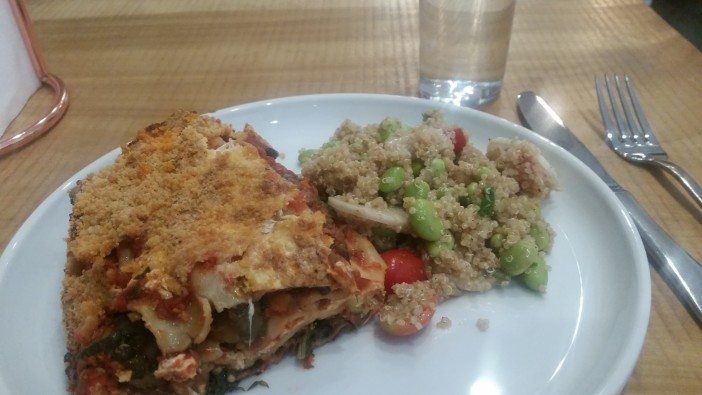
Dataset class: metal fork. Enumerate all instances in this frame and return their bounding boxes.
[595,74,702,208]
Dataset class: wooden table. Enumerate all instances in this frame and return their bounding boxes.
[3,0,701,392]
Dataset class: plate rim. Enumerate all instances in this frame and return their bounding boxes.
[0,93,650,395]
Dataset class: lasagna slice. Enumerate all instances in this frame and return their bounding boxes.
[62,111,385,394]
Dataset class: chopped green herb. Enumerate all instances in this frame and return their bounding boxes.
[457,195,472,207]
[478,187,495,216]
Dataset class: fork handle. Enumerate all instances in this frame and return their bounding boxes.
[616,190,702,325]
[650,158,702,209]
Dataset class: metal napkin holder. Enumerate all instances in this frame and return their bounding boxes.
[0,0,68,157]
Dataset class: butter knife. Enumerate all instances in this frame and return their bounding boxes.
[516,91,702,325]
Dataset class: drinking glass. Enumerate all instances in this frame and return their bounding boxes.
[419,0,516,107]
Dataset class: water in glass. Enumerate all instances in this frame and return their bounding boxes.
[419,0,515,107]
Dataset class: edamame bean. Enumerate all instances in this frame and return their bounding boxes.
[427,232,455,257]
[521,258,548,292]
[411,159,424,177]
[379,166,405,193]
[430,158,447,177]
[378,117,401,142]
[489,233,504,249]
[530,225,550,251]
[298,148,317,164]
[404,179,430,199]
[499,239,538,275]
[466,182,479,196]
[409,198,444,241]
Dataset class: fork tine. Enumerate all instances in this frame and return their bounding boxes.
[624,75,660,146]
[604,74,631,141]
[614,75,641,142]
[595,76,618,146]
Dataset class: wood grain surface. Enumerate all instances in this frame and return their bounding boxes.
[2,0,701,393]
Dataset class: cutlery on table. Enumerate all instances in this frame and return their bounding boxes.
[516,91,702,325]
[595,74,702,208]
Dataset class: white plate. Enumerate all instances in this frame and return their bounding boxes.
[0,94,650,395]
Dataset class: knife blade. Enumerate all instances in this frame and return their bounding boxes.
[517,91,702,325]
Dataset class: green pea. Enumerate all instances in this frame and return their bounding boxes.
[409,198,444,241]
[530,225,550,251]
[379,166,405,193]
[430,158,447,177]
[521,258,548,292]
[404,179,430,199]
[411,159,424,177]
[298,148,317,164]
[474,164,492,180]
[322,140,340,149]
[378,117,401,142]
[427,232,455,257]
[499,239,538,276]
[478,186,495,216]
[489,233,504,249]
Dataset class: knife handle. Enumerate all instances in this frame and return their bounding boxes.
[616,190,702,324]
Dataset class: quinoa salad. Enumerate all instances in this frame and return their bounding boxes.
[300,110,558,335]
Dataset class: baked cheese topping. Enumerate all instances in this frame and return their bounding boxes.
[61,111,386,394]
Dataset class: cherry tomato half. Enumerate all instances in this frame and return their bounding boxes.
[379,295,438,336]
[381,248,427,294]
[452,127,467,155]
